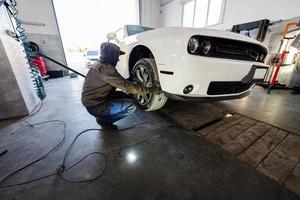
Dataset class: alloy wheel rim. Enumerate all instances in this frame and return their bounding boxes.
[132,65,152,105]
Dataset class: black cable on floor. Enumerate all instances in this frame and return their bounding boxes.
[0,100,44,139]
[0,120,67,188]
[23,100,44,121]
[57,128,107,184]
[0,120,153,188]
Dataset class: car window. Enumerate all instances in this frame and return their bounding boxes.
[126,25,154,36]
[86,51,98,56]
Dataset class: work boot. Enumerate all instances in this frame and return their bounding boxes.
[96,117,118,130]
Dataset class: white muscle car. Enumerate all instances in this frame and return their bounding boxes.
[107,25,269,111]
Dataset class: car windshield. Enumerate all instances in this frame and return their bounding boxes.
[86,51,98,56]
[126,25,154,36]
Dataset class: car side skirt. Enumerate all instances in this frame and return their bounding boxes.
[165,91,250,102]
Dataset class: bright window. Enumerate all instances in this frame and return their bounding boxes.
[194,0,209,28]
[182,0,225,28]
[207,0,223,26]
[182,1,195,27]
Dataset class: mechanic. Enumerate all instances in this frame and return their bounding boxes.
[81,42,151,130]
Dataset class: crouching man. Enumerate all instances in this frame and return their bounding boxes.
[81,42,149,130]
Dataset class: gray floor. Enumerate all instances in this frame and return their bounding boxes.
[220,86,300,134]
[0,78,299,200]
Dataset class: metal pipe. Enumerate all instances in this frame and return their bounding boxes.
[39,53,86,78]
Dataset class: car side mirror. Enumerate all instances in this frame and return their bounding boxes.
[106,32,120,43]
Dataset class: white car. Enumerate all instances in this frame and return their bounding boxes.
[84,50,99,68]
[107,25,269,111]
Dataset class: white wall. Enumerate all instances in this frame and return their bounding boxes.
[210,0,300,30]
[140,0,161,27]
[16,0,60,35]
[161,0,300,29]
[0,6,39,119]
[16,0,67,73]
[161,0,183,27]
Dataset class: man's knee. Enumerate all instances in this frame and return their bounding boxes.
[121,99,137,113]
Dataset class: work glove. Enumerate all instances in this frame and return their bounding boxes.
[149,86,162,94]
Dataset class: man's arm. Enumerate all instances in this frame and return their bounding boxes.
[102,65,149,95]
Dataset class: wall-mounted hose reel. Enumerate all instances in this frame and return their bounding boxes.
[2,0,46,100]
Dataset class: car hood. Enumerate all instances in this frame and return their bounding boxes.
[136,27,267,49]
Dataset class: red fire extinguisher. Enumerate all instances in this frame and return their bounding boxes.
[32,56,49,78]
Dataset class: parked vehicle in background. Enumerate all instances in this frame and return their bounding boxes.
[84,50,99,68]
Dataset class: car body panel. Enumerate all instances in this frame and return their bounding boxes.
[114,26,269,100]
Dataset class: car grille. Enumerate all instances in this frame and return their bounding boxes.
[188,35,267,63]
[207,81,254,95]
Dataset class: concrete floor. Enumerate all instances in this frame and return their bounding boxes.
[160,99,300,195]
[0,77,299,200]
[220,86,300,134]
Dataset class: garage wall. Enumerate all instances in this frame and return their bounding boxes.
[160,0,300,29]
[209,0,300,30]
[263,17,300,87]
[16,0,68,76]
[0,6,39,119]
[140,0,161,27]
[161,0,183,27]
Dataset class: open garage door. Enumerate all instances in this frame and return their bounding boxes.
[52,0,140,75]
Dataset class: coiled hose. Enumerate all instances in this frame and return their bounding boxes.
[4,0,46,100]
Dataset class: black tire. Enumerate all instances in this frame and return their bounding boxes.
[131,58,168,111]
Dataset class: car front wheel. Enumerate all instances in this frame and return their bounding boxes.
[131,58,168,111]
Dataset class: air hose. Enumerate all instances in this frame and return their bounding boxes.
[28,41,86,78]
[3,0,46,100]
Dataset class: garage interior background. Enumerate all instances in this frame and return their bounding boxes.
[0,0,300,117]
[0,0,300,198]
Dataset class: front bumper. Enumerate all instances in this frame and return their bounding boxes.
[157,55,268,99]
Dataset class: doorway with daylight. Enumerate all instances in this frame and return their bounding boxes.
[53,0,140,74]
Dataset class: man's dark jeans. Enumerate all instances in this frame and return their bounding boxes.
[86,91,137,124]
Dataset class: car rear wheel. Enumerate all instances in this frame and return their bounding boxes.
[131,58,168,111]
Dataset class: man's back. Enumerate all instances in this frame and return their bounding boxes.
[82,61,147,108]
[81,62,115,107]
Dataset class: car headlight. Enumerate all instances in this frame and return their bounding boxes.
[259,53,266,62]
[188,37,200,54]
[188,37,214,55]
[249,50,260,61]
[201,40,212,55]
